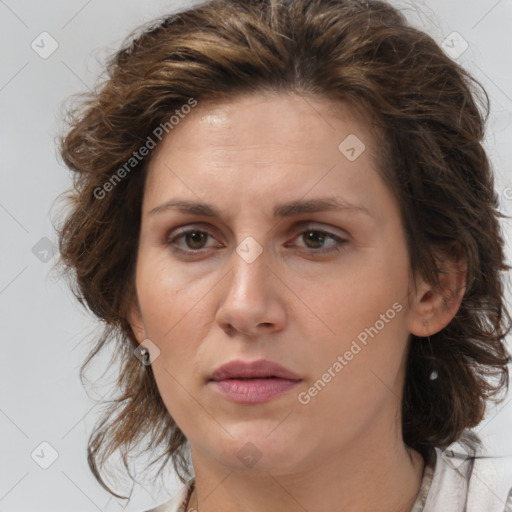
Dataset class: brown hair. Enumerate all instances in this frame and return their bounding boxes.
[56,0,511,499]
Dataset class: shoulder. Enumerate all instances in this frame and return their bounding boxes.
[143,478,195,512]
[423,445,512,512]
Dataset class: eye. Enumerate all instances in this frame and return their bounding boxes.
[288,225,348,254]
[166,224,348,256]
[167,228,219,253]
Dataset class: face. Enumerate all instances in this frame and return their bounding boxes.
[129,92,430,476]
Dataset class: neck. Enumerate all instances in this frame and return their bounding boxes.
[187,423,425,512]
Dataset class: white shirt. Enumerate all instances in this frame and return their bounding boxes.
[145,445,512,512]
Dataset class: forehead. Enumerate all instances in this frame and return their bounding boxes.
[150,92,374,160]
[143,92,387,220]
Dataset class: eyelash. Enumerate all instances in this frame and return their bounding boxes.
[166,225,348,256]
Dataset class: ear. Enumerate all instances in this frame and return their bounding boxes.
[407,252,467,337]
[127,298,147,343]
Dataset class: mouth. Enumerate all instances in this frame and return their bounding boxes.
[208,359,302,404]
[208,377,301,403]
[221,376,279,380]
[209,358,302,381]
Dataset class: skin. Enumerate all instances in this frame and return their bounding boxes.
[129,92,466,512]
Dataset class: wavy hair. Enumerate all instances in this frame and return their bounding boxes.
[56,0,511,499]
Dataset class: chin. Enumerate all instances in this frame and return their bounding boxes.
[211,425,308,474]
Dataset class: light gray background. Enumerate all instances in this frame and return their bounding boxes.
[1,1,511,511]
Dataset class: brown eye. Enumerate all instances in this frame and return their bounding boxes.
[167,228,217,253]
[183,230,209,249]
[291,227,348,254]
[167,225,348,257]
[302,230,328,249]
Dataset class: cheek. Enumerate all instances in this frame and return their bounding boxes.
[319,249,409,334]
[151,360,206,436]
[305,249,410,397]
[135,249,202,337]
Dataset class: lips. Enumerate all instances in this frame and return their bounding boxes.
[208,359,302,404]
[209,359,302,382]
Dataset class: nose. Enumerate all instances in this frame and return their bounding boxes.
[214,248,287,338]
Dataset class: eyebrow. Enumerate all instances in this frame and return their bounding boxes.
[149,197,372,218]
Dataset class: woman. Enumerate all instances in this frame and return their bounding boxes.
[57,0,512,511]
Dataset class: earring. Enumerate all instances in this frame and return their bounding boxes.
[425,335,438,380]
[141,347,150,365]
